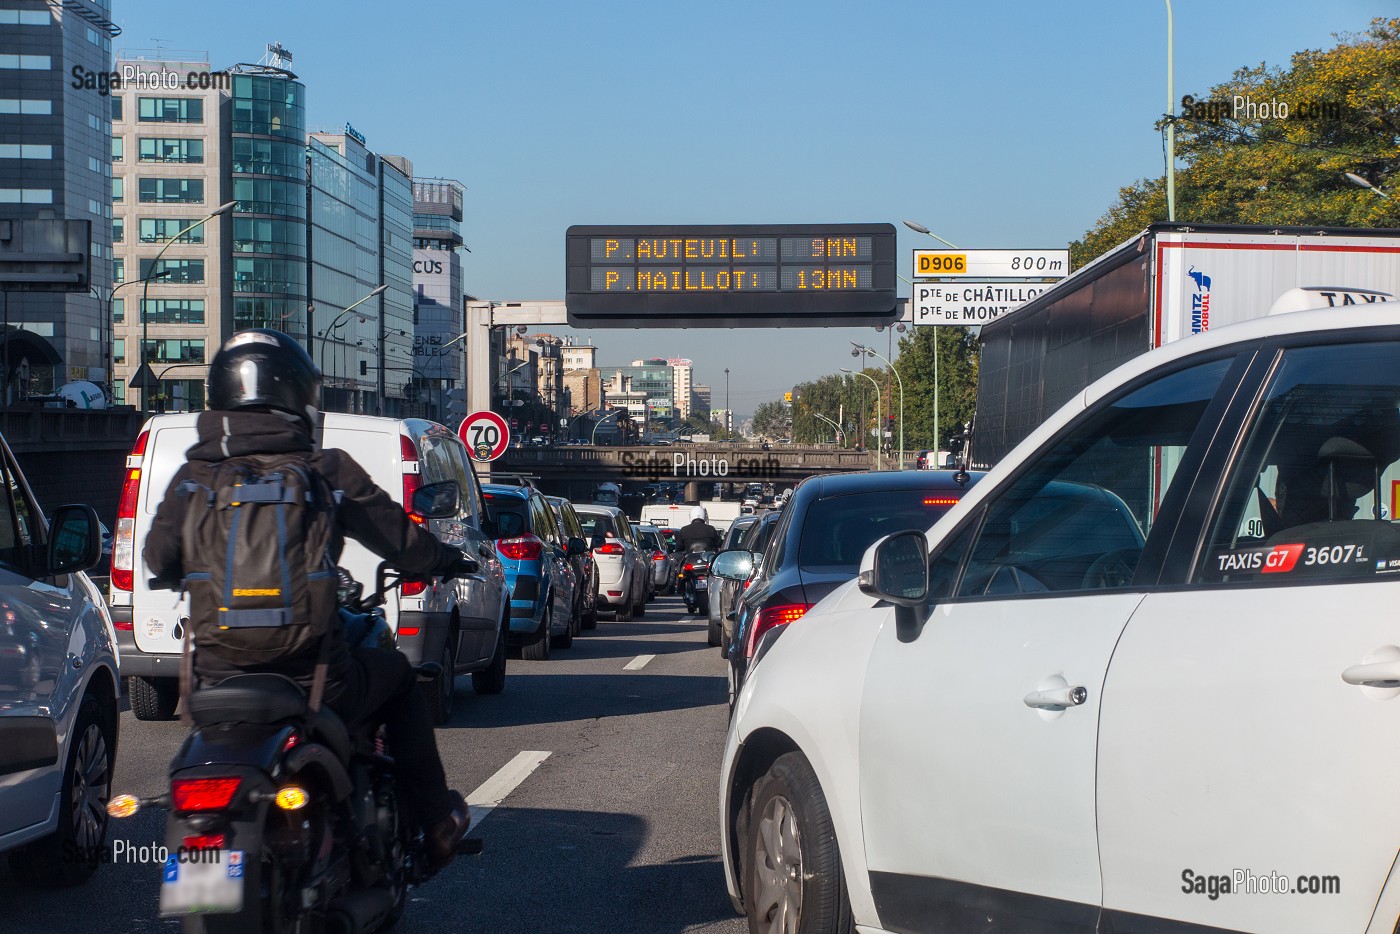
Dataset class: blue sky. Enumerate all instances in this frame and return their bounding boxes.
[112,0,1380,418]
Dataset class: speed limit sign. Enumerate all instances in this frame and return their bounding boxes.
[458,410,511,462]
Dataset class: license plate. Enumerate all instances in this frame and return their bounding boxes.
[159,850,245,915]
[695,579,708,591]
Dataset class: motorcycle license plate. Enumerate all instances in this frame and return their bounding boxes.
[695,578,708,591]
[159,850,245,915]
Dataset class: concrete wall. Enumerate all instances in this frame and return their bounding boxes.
[1,404,143,526]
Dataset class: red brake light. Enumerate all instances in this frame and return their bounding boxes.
[183,834,226,850]
[651,550,665,560]
[111,430,149,593]
[171,777,241,812]
[401,577,427,597]
[745,603,812,658]
[595,543,624,555]
[924,497,960,506]
[498,535,544,561]
[400,435,424,524]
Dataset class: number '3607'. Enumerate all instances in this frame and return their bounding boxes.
[1303,544,1365,566]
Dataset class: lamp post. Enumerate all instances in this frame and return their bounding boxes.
[902,223,964,454]
[841,367,882,469]
[724,367,730,438]
[141,201,235,412]
[591,408,621,445]
[1164,0,1176,221]
[153,361,209,413]
[813,411,842,445]
[97,271,168,405]
[852,341,904,468]
[318,284,387,412]
[1346,172,1391,199]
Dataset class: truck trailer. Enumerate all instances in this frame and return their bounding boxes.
[972,223,1400,466]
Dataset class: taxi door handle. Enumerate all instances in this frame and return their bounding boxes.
[1341,660,1400,688]
[1023,686,1087,711]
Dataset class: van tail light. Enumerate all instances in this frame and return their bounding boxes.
[400,577,427,597]
[400,434,424,524]
[594,543,624,556]
[497,535,543,561]
[110,429,149,592]
[745,603,812,659]
[171,777,241,812]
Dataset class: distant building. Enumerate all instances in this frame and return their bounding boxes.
[667,357,693,419]
[563,367,601,416]
[562,341,596,371]
[692,384,712,420]
[614,358,674,421]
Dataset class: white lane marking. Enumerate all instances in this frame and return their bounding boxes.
[624,654,656,670]
[466,750,551,826]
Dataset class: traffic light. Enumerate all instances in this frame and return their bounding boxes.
[445,388,468,419]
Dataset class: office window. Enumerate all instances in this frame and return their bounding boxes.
[113,338,124,363]
[86,26,99,45]
[0,189,52,203]
[138,137,203,163]
[112,177,123,201]
[139,299,204,324]
[137,97,202,123]
[112,218,122,243]
[140,339,204,364]
[0,144,51,159]
[137,177,203,203]
[112,298,123,322]
[89,113,102,131]
[114,258,123,282]
[0,99,51,114]
[0,54,51,69]
[0,10,52,24]
[138,218,203,244]
[139,258,205,284]
[111,137,123,161]
[113,382,124,405]
[111,97,122,121]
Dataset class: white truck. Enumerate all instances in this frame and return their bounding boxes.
[640,500,744,536]
[973,223,1400,466]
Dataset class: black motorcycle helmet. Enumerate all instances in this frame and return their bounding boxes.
[206,329,321,431]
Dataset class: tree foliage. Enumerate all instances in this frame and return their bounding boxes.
[1072,17,1400,268]
[751,401,791,439]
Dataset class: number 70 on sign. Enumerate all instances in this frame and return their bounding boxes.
[458,410,512,462]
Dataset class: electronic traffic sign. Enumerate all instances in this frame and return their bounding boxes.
[458,410,511,462]
[566,224,898,328]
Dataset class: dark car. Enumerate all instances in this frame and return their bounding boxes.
[719,469,984,702]
[546,495,600,631]
[482,484,583,660]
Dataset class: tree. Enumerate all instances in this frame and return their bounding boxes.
[1072,17,1400,269]
[893,326,978,451]
[751,401,791,439]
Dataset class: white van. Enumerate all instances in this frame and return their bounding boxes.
[109,413,510,724]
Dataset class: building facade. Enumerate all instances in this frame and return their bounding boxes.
[561,341,596,371]
[0,0,120,397]
[667,357,692,419]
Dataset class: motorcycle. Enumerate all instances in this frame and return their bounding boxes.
[678,548,713,616]
[108,563,480,934]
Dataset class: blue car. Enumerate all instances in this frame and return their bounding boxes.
[482,484,581,661]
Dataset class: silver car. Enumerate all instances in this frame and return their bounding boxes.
[0,435,118,886]
[575,505,645,620]
[633,523,676,595]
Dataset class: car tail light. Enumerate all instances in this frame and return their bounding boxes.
[398,626,421,636]
[171,777,241,812]
[745,603,812,658]
[924,496,960,506]
[498,535,543,561]
[183,834,226,850]
[651,550,665,561]
[110,429,149,592]
[595,543,624,555]
[401,577,427,597]
[400,434,424,525]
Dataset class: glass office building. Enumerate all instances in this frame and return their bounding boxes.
[0,0,119,396]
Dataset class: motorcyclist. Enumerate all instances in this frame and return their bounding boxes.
[143,329,472,873]
[677,505,721,553]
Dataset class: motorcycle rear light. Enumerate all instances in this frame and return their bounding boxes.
[745,603,813,659]
[682,562,694,571]
[107,794,140,819]
[171,777,242,812]
[498,535,543,561]
[183,834,226,850]
[398,626,421,637]
[281,731,299,752]
[594,543,624,555]
[401,577,427,597]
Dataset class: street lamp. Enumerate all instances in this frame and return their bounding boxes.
[96,271,169,404]
[902,219,960,249]
[812,411,842,445]
[724,367,730,438]
[152,360,208,413]
[840,367,882,469]
[318,284,387,407]
[1346,172,1391,199]
[141,200,235,412]
[853,341,904,468]
[591,408,622,445]
[1164,0,1176,221]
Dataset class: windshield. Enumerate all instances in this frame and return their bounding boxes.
[797,490,963,572]
[577,513,618,540]
[484,495,529,538]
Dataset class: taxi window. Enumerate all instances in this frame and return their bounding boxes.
[1198,341,1400,585]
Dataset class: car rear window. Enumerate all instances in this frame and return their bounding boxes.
[485,495,529,538]
[797,490,962,571]
[577,513,616,540]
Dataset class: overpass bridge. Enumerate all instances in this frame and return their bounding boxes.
[489,443,878,503]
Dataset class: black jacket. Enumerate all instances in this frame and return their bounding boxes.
[145,410,461,686]
[677,518,721,553]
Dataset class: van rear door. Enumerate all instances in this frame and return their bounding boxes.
[131,415,199,656]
